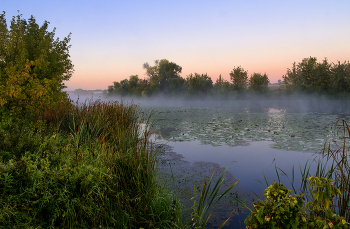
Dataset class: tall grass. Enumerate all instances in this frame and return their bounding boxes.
[0,99,182,228]
[298,119,350,221]
[254,119,350,225]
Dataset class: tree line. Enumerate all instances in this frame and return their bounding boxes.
[106,59,270,97]
[283,57,350,96]
[107,57,350,98]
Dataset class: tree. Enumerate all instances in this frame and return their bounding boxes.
[330,61,350,95]
[230,66,248,92]
[143,59,183,94]
[249,73,269,93]
[0,12,74,116]
[186,73,213,95]
[282,57,348,95]
[282,62,298,92]
[214,74,231,97]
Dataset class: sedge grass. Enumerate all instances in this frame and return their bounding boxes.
[252,119,350,225]
[0,99,183,228]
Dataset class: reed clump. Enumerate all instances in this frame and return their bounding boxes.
[300,119,350,222]
[0,99,182,228]
[243,119,350,228]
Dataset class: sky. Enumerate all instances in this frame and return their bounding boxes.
[2,0,350,90]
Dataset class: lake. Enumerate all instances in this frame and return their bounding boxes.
[136,97,350,228]
[68,93,350,228]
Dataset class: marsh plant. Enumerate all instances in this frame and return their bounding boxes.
[243,119,350,228]
[190,165,239,229]
[296,119,350,222]
[0,99,182,228]
[244,179,348,228]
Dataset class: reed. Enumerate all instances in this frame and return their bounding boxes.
[246,119,350,227]
[0,99,182,228]
[299,119,350,221]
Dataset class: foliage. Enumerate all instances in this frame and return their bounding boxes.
[105,56,350,98]
[282,57,350,96]
[0,12,73,117]
[298,119,350,222]
[245,182,307,229]
[306,177,340,215]
[249,73,269,93]
[244,181,349,229]
[143,59,184,94]
[190,165,239,229]
[230,66,248,92]
[213,74,231,97]
[186,73,213,96]
[0,99,183,228]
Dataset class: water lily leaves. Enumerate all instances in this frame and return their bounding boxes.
[140,106,349,153]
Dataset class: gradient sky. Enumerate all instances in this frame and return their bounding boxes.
[3,0,350,90]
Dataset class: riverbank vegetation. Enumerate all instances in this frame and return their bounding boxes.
[0,12,182,228]
[1,12,350,228]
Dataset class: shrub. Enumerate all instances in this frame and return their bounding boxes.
[0,100,182,228]
[244,180,349,229]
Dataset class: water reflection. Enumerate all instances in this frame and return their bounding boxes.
[164,140,318,194]
[156,139,332,229]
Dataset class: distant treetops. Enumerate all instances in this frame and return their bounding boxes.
[107,57,350,97]
[107,59,270,97]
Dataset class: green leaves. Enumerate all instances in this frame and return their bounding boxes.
[186,73,213,95]
[244,181,349,229]
[282,57,350,96]
[0,11,73,117]
[306,176,341,213]
[249,72,270,93]
[230,66,248,92]
[190,164,239,229]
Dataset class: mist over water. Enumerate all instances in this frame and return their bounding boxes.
[67,92,350,229]
[68,91,350,113]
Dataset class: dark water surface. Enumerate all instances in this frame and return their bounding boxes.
[68,93,350,228]
[138,99,350,229]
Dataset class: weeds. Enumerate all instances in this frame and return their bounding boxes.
[244,119,350,228]
[190,164,239,229]
[0,99,182,228]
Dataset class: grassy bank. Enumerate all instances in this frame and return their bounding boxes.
[1,98,350,229]
[0,99,182,228]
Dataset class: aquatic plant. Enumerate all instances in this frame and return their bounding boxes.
[299,119,350,222]
[190,165,239,229]
[244,182,307,228]
[244,180,349,228]
[244,119,350,228]
[141,105,339,152]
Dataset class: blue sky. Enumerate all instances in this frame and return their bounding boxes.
[3,0,350,90]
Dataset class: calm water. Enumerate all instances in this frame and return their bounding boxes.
[137,98,350,229]
[69,93,350,228]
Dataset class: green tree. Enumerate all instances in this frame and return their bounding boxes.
[330,61,350,95]
[0,12,74,116]
[186,73,213,95]
[143,59,183,94]
[119,79,130,96]
[214,74,231,97]
[230,66,248,92]
[249,73,269,93]
[282,57,338,95]
[283,62,298,92]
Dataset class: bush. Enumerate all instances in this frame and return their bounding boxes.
[0,12,73,117]
[0,100,182,228]
[245,180,349,229]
